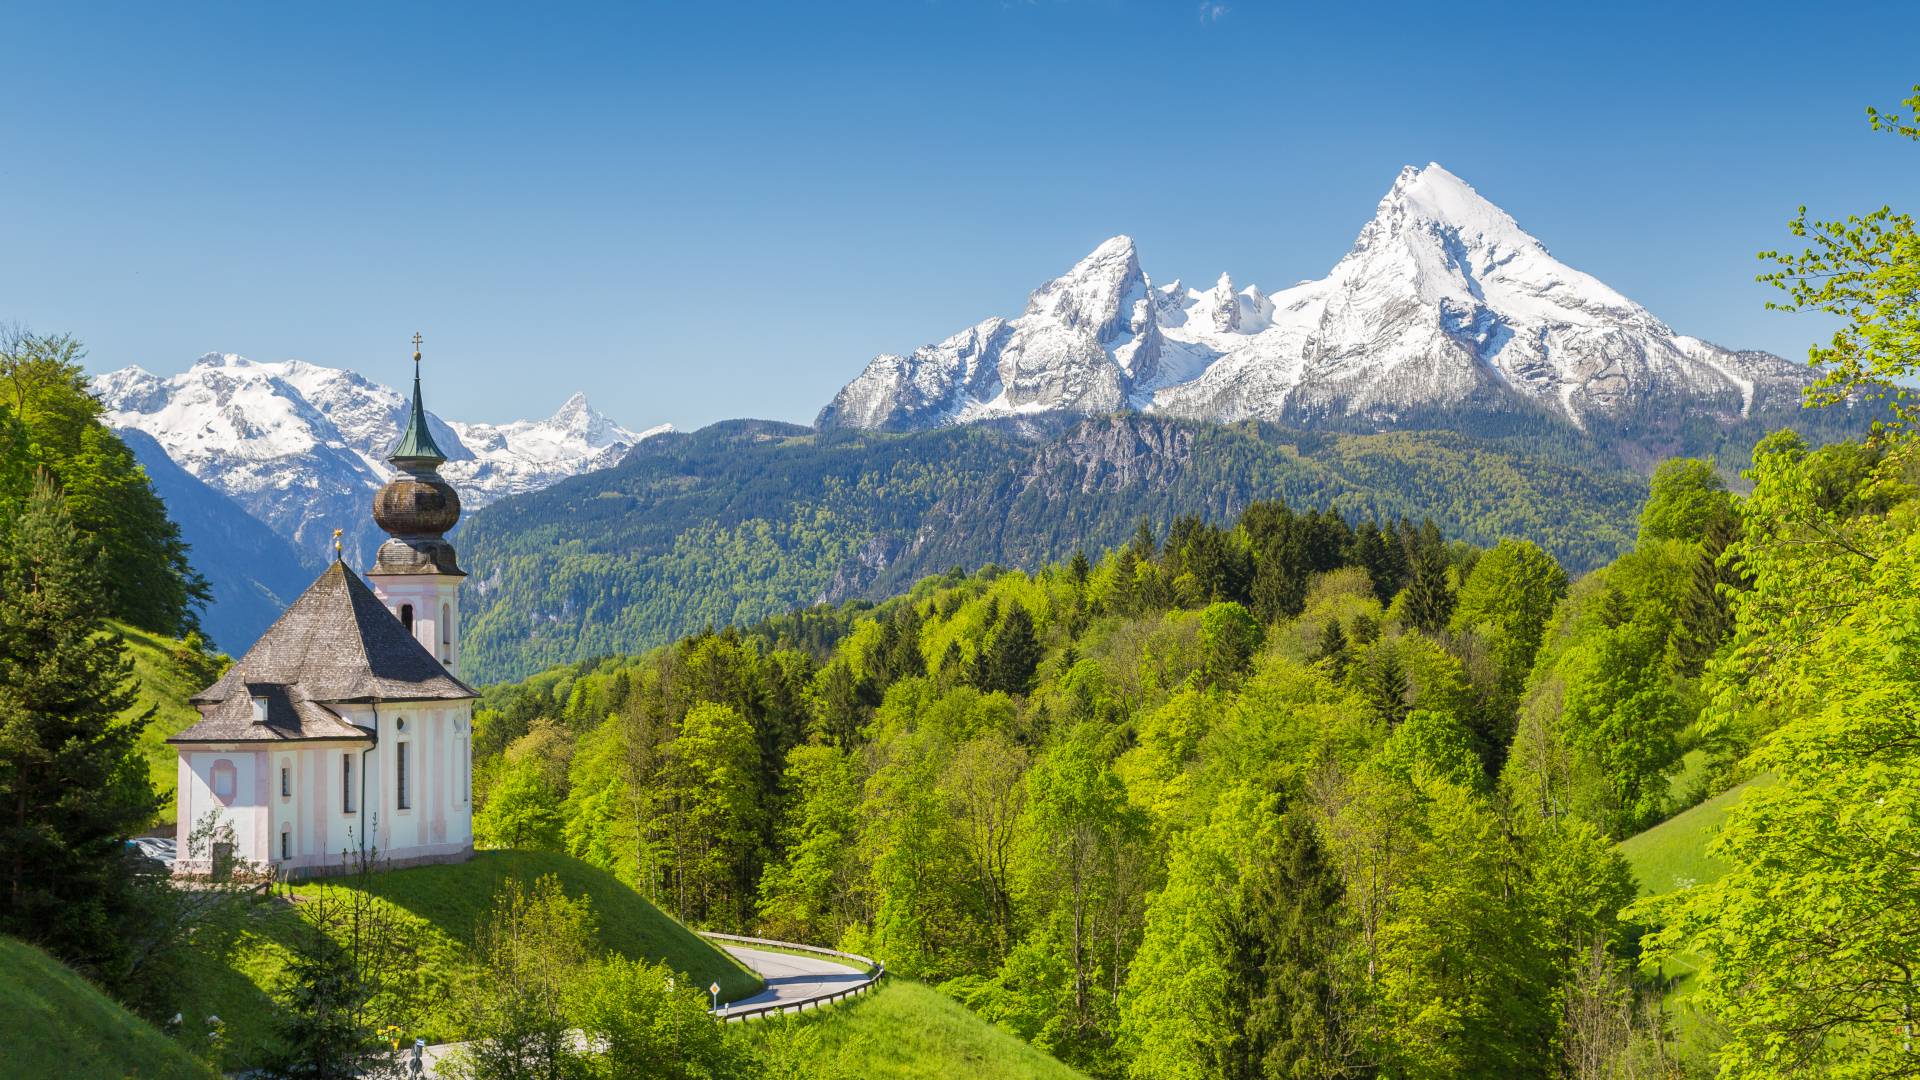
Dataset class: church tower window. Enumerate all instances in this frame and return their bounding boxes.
[401,604,414,634]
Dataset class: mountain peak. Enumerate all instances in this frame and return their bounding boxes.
[555,391,592,416]
[1362,161,1535,250]
[1025,235,1148,343]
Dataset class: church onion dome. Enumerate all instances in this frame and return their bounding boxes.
[371,338,465,576]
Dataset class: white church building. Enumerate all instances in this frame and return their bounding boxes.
[170,346,476,877]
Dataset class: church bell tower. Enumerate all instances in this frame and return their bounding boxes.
[368,334,466,674]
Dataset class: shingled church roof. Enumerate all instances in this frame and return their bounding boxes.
[187,560,476,713]
[168,682,372,744]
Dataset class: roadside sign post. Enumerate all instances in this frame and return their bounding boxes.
[710,981,721,1013]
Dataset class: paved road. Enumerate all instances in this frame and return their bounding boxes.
[716,945,869,1018]
[372,945,868,1074]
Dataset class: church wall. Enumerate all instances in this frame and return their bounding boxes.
[172,748,269,872]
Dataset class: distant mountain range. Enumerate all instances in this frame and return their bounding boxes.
[93,354,667,650]
[96,164,1853,673]
[820,163,1811,446]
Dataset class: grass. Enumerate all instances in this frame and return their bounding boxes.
[171,849,762,1068]
[112,619,229,828]
[1617,776,1768,897]
[752,980,1089,1080]
[1616,774,1775,1067]
[0,935,213,1079]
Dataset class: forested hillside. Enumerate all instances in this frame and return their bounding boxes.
[464,436,1840,1077]
[465,409,1920,1075]
[459,412,1667,680]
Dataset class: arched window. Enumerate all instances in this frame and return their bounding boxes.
[441,604,451,646]
[280,823,292,861]
[400,604,414,633]
[210,759,237,804]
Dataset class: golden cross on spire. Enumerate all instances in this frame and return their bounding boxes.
[411,331,423,362]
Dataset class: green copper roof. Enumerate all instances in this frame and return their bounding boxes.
[389,363,448,465]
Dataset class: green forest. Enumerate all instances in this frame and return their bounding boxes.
[462,415,1917,1075]
[459,412,1663,682]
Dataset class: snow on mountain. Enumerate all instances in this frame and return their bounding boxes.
[93,353,667,564]
[819,163,1810,436]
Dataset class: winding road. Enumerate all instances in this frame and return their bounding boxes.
[714,946,870,1019]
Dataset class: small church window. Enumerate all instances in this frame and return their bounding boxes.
[396,741,410,811]
[281,764,290,799]
[400,604,414,633]
[342,754,356,814]
[441,603,451,659]
[280,825,291,861]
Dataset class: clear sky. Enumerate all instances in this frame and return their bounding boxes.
[5,1,1915,430]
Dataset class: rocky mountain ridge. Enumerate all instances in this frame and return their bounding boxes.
[818,163,1812,442]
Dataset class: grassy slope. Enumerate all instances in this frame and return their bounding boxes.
[113,619,228,828]
[756,981,1089,1080]
[1618,777,1765,897]
[176,850,761,1068]
[0,936,212,1080]
[1616,775,1772,1064]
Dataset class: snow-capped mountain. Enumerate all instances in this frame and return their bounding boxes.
[94,354,668,566]
[818,163,1810,436]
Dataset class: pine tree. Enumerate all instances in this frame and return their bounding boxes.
[1366,646,1411,727]
[1215,809,1367,1080]
[1067,550,1092,585]
[1251,535,1308,624]
[977,604,1042,696]
[266,850,417,1080]
[0,473,157,972]
[1403,524,1454,632]
[1668,514,1747,677]
[1130,517,1159,563]
[1315,619,1349,678]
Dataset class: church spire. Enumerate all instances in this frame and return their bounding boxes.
[389,332,448,466]
[370,334,464,577]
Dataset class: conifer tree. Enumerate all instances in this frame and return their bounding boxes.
[1067,550,1092,584]
[1668,514,1746,677]
[1216,809,1366,1080]
[1315,619,1349,678]
[977,604,1042,696]
[1403,526,1454,632]
[1251,535,1308,623]
[1365,646,1411,728]
[0,473,157,971]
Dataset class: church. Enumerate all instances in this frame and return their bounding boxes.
[169,343,476,877]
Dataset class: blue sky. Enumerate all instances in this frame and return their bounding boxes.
[5,1,1915,429]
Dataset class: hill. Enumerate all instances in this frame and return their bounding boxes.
[174,850,762,1067]
[458,412,1653,680]
[114,619,228,827]
[0,935,212,1080]
[757,981,1089,1080]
